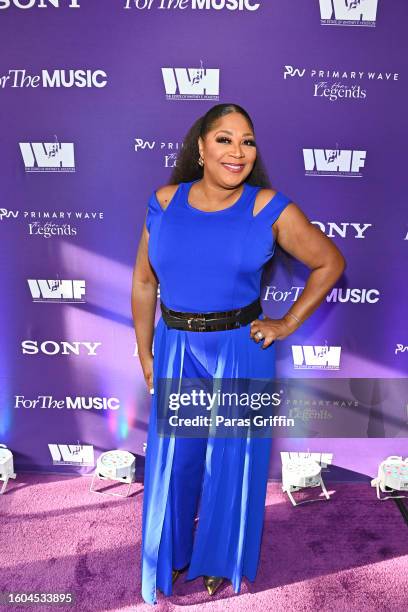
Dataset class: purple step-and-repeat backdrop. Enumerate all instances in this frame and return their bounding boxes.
[1,0,407,480]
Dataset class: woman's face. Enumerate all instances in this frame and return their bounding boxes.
[198,112,257,186]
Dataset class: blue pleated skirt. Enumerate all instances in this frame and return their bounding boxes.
[141,313,275,604]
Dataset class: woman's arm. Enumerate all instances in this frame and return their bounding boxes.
[131,219,158,389]
[250,202,347,347]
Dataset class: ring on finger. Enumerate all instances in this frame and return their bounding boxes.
[255,331,264,340]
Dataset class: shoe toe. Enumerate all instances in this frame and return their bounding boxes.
[203,575,225,596]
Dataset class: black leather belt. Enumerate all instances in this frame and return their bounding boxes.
[160,297,263,332]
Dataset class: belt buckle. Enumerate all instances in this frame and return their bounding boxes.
[187,316,207,332]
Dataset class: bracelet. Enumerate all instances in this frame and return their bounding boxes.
[287,312,301,324]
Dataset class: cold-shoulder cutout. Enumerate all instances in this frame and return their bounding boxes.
[146,183,180,233]
[252,188,279,217]
[154,184,180,211]
[252,187,292,226]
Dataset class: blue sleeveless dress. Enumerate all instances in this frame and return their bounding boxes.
[141,179,291,604]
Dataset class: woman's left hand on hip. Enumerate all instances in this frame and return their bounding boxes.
[249,317,295,349]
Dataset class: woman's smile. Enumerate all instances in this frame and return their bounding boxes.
[221,162,245,173]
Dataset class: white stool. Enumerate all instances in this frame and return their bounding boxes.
[90,450,136,498]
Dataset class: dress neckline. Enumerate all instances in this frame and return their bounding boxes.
[185,179,247,214]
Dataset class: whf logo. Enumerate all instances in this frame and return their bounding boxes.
[27,279,86,302]
[303,148,366,176]
[292,345,342,369]
[162,63,219,99]
[319,0,378,26]
[48,444,94,466]
[19,141,75,172]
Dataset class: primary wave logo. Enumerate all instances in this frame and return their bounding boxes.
[283,66,306,80]
[134,139,156,151]
[395,344,408,355]
[0,209,19,220]
[283,64,398,101]
[133,137,183,168]
[0,207,103,238]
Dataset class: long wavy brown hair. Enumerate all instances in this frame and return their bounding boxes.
[168,103,272,188]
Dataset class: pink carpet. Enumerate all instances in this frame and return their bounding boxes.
[1,473,407,611]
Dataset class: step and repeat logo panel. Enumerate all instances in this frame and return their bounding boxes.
[1,0,406,474]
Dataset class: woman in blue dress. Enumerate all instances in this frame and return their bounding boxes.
[131,103,346,605]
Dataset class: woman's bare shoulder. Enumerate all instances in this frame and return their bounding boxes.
[155,184,180,210]
[253,187,279,216]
